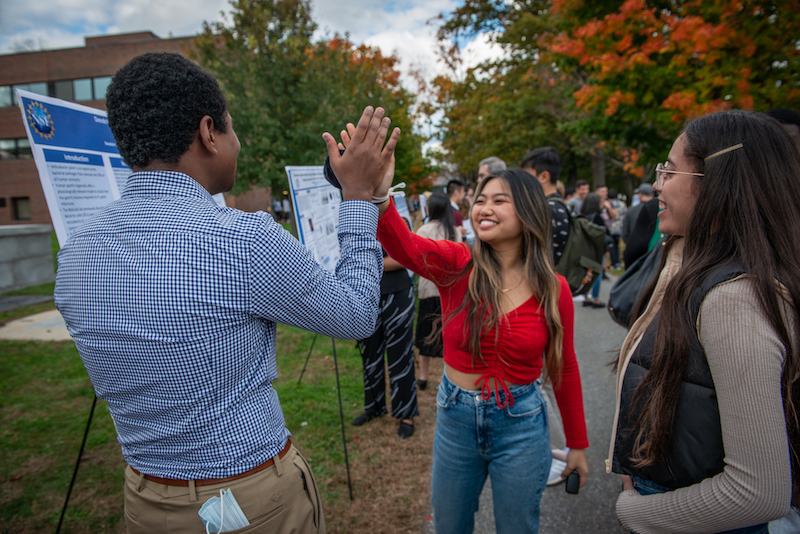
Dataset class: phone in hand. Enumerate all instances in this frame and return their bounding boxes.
[565,470,580,494]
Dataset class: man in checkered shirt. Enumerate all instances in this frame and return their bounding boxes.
[54,52,400,534]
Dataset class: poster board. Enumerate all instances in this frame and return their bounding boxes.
[284,166,415,276]
[17,89,225,246]
[285,166,342,273]
[394,196,413,230]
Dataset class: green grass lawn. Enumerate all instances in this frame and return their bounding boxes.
[0,231,424,532]
[0,328,366,533]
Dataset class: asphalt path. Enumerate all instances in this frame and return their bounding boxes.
[424,278,630,534]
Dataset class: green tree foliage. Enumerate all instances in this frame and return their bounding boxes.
[433,1,597,185]
[193,0,433,193]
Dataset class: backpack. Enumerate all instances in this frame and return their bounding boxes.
[551,197,607,296]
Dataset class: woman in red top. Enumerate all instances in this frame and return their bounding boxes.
[379,167,589,533]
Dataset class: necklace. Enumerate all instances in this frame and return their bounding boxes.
[502,277,524,293]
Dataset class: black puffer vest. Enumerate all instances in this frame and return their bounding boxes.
[612,264,744,489]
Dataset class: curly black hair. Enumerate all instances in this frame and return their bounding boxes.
[106,52,228,169]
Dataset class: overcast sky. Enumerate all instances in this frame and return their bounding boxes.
[0,0,503,87]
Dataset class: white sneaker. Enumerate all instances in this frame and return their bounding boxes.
[551,448,569,462]
[547,458,567,486]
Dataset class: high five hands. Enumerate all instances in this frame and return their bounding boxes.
[322,106,401,203]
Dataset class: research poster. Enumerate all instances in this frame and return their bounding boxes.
[285,166,342,273]
[17,90,225,246]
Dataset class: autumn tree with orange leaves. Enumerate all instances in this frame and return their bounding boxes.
[548,0,800,167]
[194,0,433,192]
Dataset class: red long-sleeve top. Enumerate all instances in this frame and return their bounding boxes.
[378,201,588,449]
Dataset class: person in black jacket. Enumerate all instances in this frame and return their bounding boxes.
[622,196,659,268]
[621,184,655,245]
[580,193,609,308]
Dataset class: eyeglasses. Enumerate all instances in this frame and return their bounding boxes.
[654,163,704,189]
[653,143,744,189]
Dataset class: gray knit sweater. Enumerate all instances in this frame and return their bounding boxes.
[611,240,794,533]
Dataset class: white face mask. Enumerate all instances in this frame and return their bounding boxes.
[198,488,250,533]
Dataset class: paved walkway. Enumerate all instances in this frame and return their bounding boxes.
[0,308,72,341]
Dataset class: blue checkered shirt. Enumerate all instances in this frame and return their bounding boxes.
[54,171,382,479]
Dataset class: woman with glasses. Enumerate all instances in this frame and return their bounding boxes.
[609,110,800,533]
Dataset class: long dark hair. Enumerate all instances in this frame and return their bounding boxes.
[425,192,457,242]
[629,110,800,506]
[580,192,601,216]
[446,169,564,385]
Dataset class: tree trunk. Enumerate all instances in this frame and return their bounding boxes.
[591,151,605,188]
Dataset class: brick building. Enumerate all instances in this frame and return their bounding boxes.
[0,31,271,226]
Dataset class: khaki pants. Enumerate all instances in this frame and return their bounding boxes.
[124,445,325,534]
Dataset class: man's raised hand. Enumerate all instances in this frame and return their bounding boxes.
[323,106,401,202]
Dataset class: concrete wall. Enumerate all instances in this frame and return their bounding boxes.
[0,224,55,292]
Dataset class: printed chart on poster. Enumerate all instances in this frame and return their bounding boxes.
[17,89,225,246]
[285,166,342,273]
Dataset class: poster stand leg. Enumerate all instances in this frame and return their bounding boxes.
[331,338,354,501]
[297,333,318,385]
[56,395,97,534]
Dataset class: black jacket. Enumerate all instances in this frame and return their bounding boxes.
[623,197,659,267]
[612,264,744,489]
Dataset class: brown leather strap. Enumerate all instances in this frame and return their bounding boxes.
[130,438,292,487]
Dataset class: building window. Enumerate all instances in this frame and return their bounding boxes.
[73,79,93,101]
[0,139,33,160]
[0,198,6,208]
[1,76,114,107]
[0,139,14,158]
[53,80,74,101]
[10,82,48,105]
[17,138,31,158]
[0,86,10,107]
[12,197,31,221]
[93,76,112,100]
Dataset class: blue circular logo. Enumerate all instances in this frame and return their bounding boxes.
[27,101,55,139]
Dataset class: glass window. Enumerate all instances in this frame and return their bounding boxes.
[11,84,28,105]
[16,138,31,159]
[54,80,74,101]
[0,139,15,159]
[12,197,31,221]
[27,82,48,96]
[73,79,92,100]
[93,76,112,100]
[0,86,11,107]
[0,139,33,159]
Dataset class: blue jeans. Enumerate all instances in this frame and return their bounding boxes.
[630,476,768,534]
[431,371,550,534]
[591,272,602,299]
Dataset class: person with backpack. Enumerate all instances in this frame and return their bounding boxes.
[521,147,569,266]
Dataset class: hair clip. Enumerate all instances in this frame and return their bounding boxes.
[704,143,743,161]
